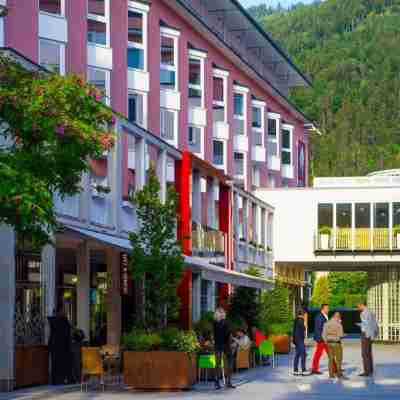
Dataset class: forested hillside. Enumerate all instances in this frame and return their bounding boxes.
[254,0,400,177]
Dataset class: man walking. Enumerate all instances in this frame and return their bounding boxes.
[357,302,379,377]
[293,309,308,376]
[311,304,329,374]
[322,312,346,379]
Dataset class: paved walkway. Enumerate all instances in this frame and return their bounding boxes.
[3,340,400,400]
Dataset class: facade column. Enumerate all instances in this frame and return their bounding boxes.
[41,242,56,340]
[135,137,146,190]
[206,177,217,229]
[0,225,15,392]
[382,270,390,341]
[157,149,167,203]
[192,274,201,323]
[106,247,121,346]
[77,241,90,340]
[192,169,201,223]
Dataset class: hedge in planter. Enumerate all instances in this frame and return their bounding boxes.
[122,328,199,389]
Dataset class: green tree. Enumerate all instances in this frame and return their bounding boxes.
[328,272,367,308]
[311,276,331,307]
[129,167,185,330]
[227,266,262,329]
[0,55,114,246]
[258,281,291,334]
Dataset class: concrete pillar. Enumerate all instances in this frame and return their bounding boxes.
[0,225,15,392]
[206,178,217,229]
[77,241,90,340]
[192,170,201,223]
[111,120,123,233]
[157,149,167,203]
[41,243,56,340]
[192,274,201,323]
[135,137,146,190]
[106,247,121,346]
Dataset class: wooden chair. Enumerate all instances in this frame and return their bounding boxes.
[81,347,104,392]
[236,348,250,370]
[101,344,122,385]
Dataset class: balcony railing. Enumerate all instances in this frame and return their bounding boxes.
[236,240,271,268]
[315,228,400,252]
[192,222,225,258]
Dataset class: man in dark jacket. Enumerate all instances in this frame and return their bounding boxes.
[213,307,235,390]
[311,304,330,374]
[293,309,308,375]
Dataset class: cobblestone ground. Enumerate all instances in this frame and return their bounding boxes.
[3,340,400,400]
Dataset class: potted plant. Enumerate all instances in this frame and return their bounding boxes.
[318,226,332,250]
[123,168,192,389]
[122,328,199,389]
[91,183,111,199]
[393,225,400,249]
[258,282,292,354]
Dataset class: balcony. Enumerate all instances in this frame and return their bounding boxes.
[236,240,270,269]
[192,222,225,263]
[213,121,229,141]
[315,228,400,252]
[252,145,266,163]
[233,134,249,152]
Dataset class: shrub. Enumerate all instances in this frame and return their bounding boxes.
[122,329,162,351]
[193,312,214,340]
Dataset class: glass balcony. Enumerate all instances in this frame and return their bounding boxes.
[192,221,225,258]
[315,228,397,252]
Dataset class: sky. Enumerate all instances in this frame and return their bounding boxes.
[240,0,316,8]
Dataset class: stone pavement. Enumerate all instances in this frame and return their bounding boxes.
[3,340,400,400]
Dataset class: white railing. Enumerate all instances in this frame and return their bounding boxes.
[314,175,400,188]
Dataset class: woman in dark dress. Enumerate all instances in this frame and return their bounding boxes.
[213,307,235,390]
[48,308,73,385]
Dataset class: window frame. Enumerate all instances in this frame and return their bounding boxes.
[281,123,293,166]
[87,66,111,106]
[233,85,249,136]
[39,0,65,17]
[39,38,66,75]
[188,49,206,109]
[128,90,147,128]
[127,3,148,72]
[267,112,280,158]
[160,107,178,148]
[160,27,180,92]
[252,99,266,147]
[212,139,225,167]
[87,0,110,47]
[212,68,229,123]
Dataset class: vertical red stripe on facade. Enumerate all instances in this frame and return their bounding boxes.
[175,151,192,328]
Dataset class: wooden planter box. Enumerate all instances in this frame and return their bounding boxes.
[15,345,49,388]
[271,335,291,354]
[123,351,197,389]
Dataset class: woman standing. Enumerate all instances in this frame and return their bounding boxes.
[213,308,235,390]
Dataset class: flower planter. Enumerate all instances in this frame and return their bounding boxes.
[270,335,290,354]
[123,351,197,389]
[319,234,330,250]
[15,345,49,388]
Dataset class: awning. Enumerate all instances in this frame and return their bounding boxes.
[185,256,273,290]
[63,226,273,290]
[64,225,132,250]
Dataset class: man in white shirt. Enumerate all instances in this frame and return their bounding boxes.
[357,302,379,377]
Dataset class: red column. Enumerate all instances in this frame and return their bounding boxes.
[175,151,192,328]
[218,183,233,309]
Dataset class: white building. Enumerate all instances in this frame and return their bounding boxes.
[255,170,400,341]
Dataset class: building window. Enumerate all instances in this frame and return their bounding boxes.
[201,280,211,314]
[188,126,202,156]
[39,39,65,75]
[234,152,244,176]
[268,173,276,188]
[87,67,110,105]
[213,140,224,165]
[282,127,292,165]
[87,0,109,46]
[128,91,144,126]
[39,0,63,15]
[268,118,277,137]
[160,33,178,90]
[233,92,245,136]
[318,203,333,230]
[160,108,177,145]
[213,75,227,123]
[252,104,264,146]
[267,114,280,159]
[188,56,204,108]
[252,165,260,187]
[128,9,145,70]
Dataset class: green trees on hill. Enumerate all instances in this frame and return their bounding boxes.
[255,0,400,177]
